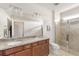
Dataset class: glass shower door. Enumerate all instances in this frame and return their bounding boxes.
[60,18,79,55]
[60,20,70,49]
[68,19,79,55]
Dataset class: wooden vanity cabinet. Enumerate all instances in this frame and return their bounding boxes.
[32,42,40,56]
[14,44,32,56]
[9,53,15,56]
[14,49,32,56]
[0,51,2,55]
[24,44,31,49]
[41,40,49,56]
[32,39,49,56]
[3,46,23,56]
[40,43,49,56]
[0,39,49,56]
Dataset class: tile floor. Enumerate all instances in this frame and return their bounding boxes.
[49,45,74,56]
[49,49,74,56]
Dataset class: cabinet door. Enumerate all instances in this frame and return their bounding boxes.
[4,46,23,55]
[9,54,15,56]
[0,51,3,56]
[42,44,49,56]
[37,44,48,56]
[38,40,49,56]
[14,49,32,56]
[32,44,49,56]
[32,40,49,56]
[32,45,41,56]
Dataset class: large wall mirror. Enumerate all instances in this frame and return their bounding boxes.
[12,19,43,38]
[0,18,43,39]
[0,3,44,39]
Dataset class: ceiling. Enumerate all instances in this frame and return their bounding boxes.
[0,3,78,19]
[36,3,77,11]
[0,3,77,12]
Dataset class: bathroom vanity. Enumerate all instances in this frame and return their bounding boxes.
[0,38,49,56]
[0,8,49,56]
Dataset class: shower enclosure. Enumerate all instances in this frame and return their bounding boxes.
[60,18,79,55]
[56,6,79,55]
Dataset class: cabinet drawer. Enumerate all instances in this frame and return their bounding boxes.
[14,49,32,56]
[32,42,39,47]
[0,51,3,56]
[4,46,23,55]
[9,54,15,56]
[45,39,49,43]
[24,44,31,49]
[38,40,46,45]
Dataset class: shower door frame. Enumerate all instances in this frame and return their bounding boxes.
[60,19,70,50]
[55,15,70,50]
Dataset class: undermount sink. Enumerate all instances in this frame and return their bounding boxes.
[7,41,21,45]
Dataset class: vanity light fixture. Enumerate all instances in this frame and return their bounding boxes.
[9,4,24,17]
[32,12,40,17]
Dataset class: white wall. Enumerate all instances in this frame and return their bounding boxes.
[10,4,55,42]
[0,4,55,43]
[43,11,55,42]
[12,10,55,42]
[15,4,55,41]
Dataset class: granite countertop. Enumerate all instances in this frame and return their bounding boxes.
[0,37,49,50]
